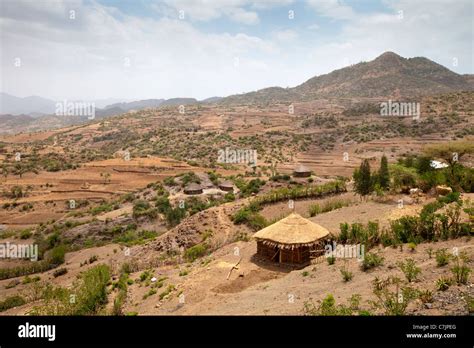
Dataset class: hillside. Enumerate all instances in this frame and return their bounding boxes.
[220,52,474,105]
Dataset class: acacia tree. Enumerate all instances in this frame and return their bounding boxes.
[424,141,474,189]
[354,159,373,196]
[424,141,474,167]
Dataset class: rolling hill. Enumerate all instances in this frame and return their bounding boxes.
[220,52,474,105]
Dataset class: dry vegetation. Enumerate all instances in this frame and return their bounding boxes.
[0,90,472,316]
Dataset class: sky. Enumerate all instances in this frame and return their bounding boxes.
[0,0,473,101]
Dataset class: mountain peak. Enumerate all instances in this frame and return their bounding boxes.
[375,51,403,61]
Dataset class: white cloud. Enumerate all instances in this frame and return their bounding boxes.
[156,0,259,24]
[307,0,355,20]
[0,0,471,102]
[274,29,298,42]
[0,0,280,100]
[307,23,320,30]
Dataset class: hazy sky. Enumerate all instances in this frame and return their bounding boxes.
[1,0,472,101]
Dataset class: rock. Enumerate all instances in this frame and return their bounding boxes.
[436,185,452,196]
[151,277,157,282]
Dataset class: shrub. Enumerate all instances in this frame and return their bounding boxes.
[22,275,40,284]
[435,248,450,267]
[327,256,336,265]
[113,268,130,315]
[370,276,417,315]
[184,244,208,262]
[426,247,433,259]
[303,294,362,316]
[159,285,175,300]
[29,264,111,315]
[133,200,158,220]
[0,295,26,312]
[360,253,384,271]
[398,259,421,282]
[139,270,151,282]
[224,192,235,202]
[418,290,433,304]
[164,207,186,227]
[74,264,111,315]
[407,242,416,252]
[19,229,32,239]
[53,268,68,278]
[451,253,471,285]
[143,289,157,300]
[46,245,66,267]
[340,266,353,282]
[309,204,321,217]
[436,277,453,291]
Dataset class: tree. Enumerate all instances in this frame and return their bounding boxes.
[1,164,9,182]
[100,172,111,184]
[424,141,474,167]
[424,141,474,189]
[14,163,25,178]
[354,159,372,196]
[378,155,390,190]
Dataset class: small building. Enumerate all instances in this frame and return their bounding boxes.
[293,164,311,177]
[253,213,329,267]
[430,160,449,169]
[184,183,203,195]
[218,180,234,192]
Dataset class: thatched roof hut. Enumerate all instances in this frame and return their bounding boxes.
[253,213,329,267]
[184,183,203,195]
[218,180,234,192]
[293,164,311,177]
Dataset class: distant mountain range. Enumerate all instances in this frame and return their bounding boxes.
[0,93,223,117]
[219,51,474,104]
[1,51,472,134]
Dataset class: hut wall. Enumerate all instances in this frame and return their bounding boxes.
[184,189,203,195]
[280,246,310,264]
[256,241,279,261]
[293,172,311,178]
[219,186,233,192]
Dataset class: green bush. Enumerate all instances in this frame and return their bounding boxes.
[360,253,384,271]
[398,259,421,282]
[435,249,450,267]
[303,294,362,316]
[53,268,68,278]
[340,266,353,282]
[74,264,111,315]
[184,244,208,262]
[159,285,175,300]
[451,253,471,285]
[46,245,66,266]
[436,277,453,291]
[0,295,26,312]
[29,264,111,315]
[133,200,158,219]
[370,276,418,315]
[224,192,235,202]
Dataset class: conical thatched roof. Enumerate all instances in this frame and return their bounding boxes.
[294,164,311,173]
[184,183,202,192]
[219,180,234,188]
[253,213,329,249]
